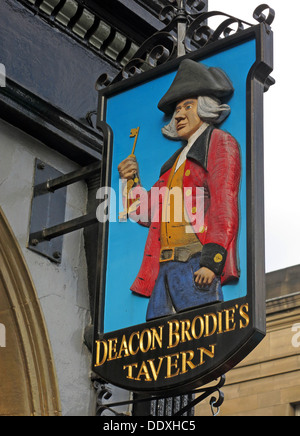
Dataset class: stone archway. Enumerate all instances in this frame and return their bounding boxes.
[0,208,61,416]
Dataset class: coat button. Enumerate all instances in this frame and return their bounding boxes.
[185,170,191,177]
[192,207,197,214]
[214,253,223,263]
[186,189,192,197]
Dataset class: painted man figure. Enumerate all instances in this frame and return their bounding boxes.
[118,59,241,321]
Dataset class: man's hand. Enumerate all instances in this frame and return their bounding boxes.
[118,155,139,180]
[194,267,216,287]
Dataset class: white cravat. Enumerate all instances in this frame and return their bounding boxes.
[175,122,209,172]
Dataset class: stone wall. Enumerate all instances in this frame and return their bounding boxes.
[0,118,95,415]
[196,265,300,416]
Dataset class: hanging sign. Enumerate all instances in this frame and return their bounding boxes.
[92,21,274,394]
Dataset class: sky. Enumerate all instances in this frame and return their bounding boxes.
[209,0,300,273]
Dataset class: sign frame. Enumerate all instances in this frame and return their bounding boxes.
[92,22,273,395]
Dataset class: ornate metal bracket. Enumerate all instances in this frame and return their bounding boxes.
[96,2,275,89]
[27,121,114,263]
[93,375,226,417]
[28,159,100,263]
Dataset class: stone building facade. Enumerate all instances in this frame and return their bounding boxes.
[196,265,300,416]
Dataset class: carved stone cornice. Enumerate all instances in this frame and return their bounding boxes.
[17,0,141,69]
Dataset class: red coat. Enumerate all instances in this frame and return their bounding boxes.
[130,126,241,297]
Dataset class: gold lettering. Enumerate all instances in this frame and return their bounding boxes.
[135,361,152,381]
[148,357,164,381]
[180,319,192,342]
[180,350,196,374]
[191,315,204,339]
[117,335,130,359]
[128,331,140,355]
[198,345,216,365]
[165,353,180,378]
[151,326,163,350]
[123,363,138,379]
[95,340,107,367]
[167,320,180,348]
[239,303,250,329]
[204,313,218,337]
[217,310,223,334]
[140,329,152,353]
[224,307,236,332]
[107,338,118,361]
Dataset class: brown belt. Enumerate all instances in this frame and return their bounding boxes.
[159,242,203,263]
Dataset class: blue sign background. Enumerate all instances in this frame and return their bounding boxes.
[103,39,256,333]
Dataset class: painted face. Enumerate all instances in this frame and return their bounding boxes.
[175,98,203,140]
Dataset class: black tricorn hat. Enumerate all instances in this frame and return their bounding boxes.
[158,59,234,114]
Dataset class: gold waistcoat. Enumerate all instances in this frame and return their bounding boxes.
[160,158,199,250]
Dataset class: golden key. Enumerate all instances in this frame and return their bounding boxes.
[119,127,140,221]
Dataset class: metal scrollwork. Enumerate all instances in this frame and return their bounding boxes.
[97,2,275,89]
[253,4,275,26]
[253,4,275,33]
[173,375,226,416]
[104,31,177,85]
[159,4,177,25]
[93,377,130,416]
[93,375,226,417]
[185,10,250,52]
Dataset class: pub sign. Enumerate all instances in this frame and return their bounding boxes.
[92,21,273,394]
